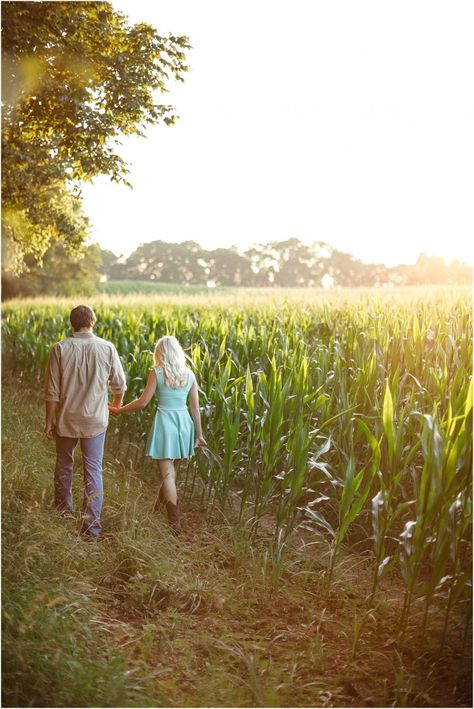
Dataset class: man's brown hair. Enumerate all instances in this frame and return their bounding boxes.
[70,305,96,332]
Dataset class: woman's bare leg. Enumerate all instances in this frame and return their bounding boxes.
[158,459,177,505]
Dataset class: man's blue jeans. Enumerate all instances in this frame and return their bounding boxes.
[54,432,106,536]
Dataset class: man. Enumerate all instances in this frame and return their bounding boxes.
[44,305,127,538]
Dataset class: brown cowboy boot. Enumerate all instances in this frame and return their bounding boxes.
[165,500,181,534]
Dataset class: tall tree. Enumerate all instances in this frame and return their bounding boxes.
[1,1,190,274]
[2,242,103,298]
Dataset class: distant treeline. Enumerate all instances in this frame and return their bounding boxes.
[106,238,472,288]
[2,238,472,298]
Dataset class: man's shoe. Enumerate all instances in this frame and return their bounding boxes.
[81,531,114,543]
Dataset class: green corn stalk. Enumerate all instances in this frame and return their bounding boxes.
[2,288,471,640]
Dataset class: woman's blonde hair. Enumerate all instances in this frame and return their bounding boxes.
[154,336,189,388]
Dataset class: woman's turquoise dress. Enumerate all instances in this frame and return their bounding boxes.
[145,366,195,460]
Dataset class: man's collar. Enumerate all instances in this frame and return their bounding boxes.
[73,331,95,338]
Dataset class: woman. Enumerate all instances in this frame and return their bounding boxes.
[109,336,206,533]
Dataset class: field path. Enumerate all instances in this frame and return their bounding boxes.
[2,384,471,707]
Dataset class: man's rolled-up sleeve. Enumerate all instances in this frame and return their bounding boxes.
[109,347,127,394]
[44,345,61,402]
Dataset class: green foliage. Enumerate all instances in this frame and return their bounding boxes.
[2,242,103,298]
[103,238,473,288]
[1,1,190,274]
[2,287,472,644]
[2,290,472,706]
[3,383,471,708]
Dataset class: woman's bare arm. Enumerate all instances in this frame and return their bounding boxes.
[188,379,206,445]
[109,370,156,415]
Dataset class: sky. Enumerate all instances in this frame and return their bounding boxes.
[81,1,474,267]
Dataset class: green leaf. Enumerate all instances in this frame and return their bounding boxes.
[382,380,395,461]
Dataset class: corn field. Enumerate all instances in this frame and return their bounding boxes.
[3,287,472,647]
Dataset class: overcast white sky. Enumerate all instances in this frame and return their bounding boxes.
[81,0,473,266]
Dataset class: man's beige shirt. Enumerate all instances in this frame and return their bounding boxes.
[44,331,127,438]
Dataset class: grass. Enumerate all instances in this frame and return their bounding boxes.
[97,280,235,296]
[7,283,472,305]
[2,383,472,707]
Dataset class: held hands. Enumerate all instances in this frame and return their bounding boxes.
[108,405,123,417]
